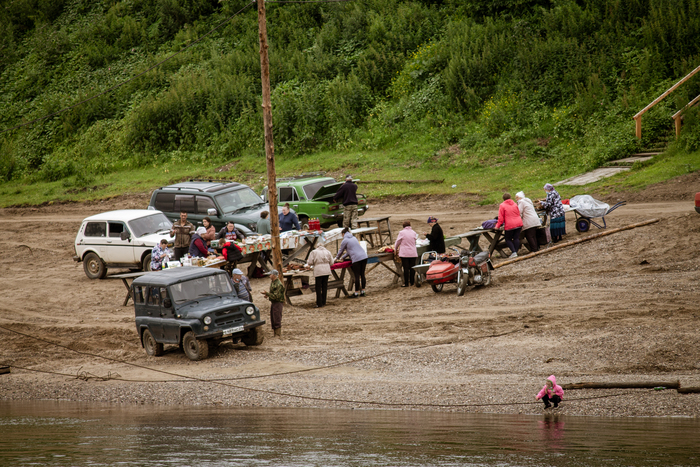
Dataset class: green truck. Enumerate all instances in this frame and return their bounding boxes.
[261,173,369,228]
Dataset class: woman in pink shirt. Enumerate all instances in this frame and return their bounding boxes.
[496,193,524,258]
[394,220,418,287]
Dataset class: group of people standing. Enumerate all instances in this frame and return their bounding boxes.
[496,183,566,258]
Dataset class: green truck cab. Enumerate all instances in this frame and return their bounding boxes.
[261,174,369,228]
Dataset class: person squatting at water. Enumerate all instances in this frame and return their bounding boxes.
[536,375,564,409]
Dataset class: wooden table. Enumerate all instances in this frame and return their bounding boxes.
[356,216,393,246]
[108,260,227,306]
[108,271,148,306]
[476,228,543,258]
[282,268,350,305]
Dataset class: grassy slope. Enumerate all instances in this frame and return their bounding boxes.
[1,139,697,208]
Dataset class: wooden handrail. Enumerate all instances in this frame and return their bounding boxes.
[633,63,700,139]
[672,93,700,138]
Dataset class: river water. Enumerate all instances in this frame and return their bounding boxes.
[1,401,698,466]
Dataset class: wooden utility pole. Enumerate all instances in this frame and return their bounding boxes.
[257,0,283,275]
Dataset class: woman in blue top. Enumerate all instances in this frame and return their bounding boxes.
[335,228,368,298]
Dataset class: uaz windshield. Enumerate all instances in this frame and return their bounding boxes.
[215,188,264,214]
[170,274,234,303]
[128,213,173,238]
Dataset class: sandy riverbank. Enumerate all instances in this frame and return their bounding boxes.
[1,181,699,417]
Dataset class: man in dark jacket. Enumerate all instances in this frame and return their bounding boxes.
[279,203,300,232]
[334,175,359,229]
[424,216,445,254]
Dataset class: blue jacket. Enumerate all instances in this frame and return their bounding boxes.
[336,232,368,263]
[279,211,300,232]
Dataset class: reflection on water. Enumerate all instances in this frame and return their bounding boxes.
[1,401,699,466]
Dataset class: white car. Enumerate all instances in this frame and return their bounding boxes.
[73,210,173,279]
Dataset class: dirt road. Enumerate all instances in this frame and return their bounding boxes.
[1,185,699,417]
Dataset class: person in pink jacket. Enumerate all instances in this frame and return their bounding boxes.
[394,220,418,287]
[536,375,564,409]
[496,193,524,259]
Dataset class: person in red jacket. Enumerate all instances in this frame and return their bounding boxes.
[496,193,524,258]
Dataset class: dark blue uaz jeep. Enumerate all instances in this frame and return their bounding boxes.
[132,267,265,360]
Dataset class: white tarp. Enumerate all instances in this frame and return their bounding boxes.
[569,195,609,218]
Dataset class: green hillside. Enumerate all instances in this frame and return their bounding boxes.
[1,0,699,207]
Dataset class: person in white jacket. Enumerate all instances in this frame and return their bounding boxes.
[515,191,542,252]
[306,242,334,308]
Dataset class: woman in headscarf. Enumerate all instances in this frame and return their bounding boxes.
[540,183,566,243]
[515,191,541,252]
[424,216,445,254]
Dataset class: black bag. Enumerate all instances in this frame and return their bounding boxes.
[536,227,547,246]
[224,244,243,262]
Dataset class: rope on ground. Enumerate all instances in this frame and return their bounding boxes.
[0,324,521,383]
[0,360,654,407]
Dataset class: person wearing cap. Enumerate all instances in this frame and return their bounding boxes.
[515,191,541,252]
[231,268,253,302]
[334,175,359,229]
[539,183,566,243]
[306,241,334,307]
[188,226,209,258]
[150,238,171,270]
[261,269,285,337]
[424,216,445,254]
[170,211,195,261]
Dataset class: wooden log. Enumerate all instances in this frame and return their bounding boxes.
[360,179,444,184]
[494,218,660,269]
[561,380,679,390]
[677,387,700,394]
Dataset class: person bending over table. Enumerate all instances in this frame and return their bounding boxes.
[335,227,368,298]
[496,193,524,259]
[515,191,540,252]
[150,238,171,270]
[189,227,209,258]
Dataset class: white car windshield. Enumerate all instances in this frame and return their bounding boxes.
[170,275,234,303]
[215,188,265,214]
[128,213,173,238]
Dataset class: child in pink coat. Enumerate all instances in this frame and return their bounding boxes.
[536,375,564,409]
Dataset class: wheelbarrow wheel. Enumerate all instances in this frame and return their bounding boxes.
[415,273,422,288]
[431,283,443,293]
[575,218,591,233]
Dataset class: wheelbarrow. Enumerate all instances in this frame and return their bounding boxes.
[571,198,626,232]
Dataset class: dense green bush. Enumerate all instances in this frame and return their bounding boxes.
[1,0,700,185]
